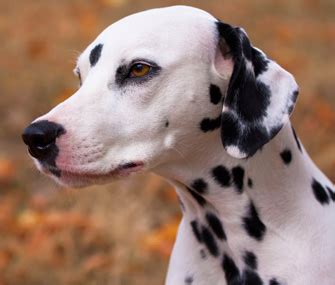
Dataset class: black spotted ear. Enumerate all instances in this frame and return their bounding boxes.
[215,21,299,158]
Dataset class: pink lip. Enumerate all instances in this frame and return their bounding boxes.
[49,161,145,181]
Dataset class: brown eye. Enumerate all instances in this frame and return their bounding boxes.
[129,63,151,78]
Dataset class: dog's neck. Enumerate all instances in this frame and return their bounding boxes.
[154,122,320,268]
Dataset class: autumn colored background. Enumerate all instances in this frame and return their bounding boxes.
[0,0,334,284]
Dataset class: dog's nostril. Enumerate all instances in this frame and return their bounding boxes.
[32,133,56,149]
[22,120,65,159]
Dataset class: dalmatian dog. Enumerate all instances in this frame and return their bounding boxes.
[22,6,335,285]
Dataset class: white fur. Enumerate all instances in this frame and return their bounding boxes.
[29,6,335,285]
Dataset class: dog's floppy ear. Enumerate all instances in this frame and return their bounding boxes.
[214,21,299,158]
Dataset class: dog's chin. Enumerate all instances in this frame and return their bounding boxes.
[36,161,145,188]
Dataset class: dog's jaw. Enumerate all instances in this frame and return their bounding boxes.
[35,158,145,188]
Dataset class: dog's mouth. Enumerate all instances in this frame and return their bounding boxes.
[64,161,144,177]
[40,161,145,186]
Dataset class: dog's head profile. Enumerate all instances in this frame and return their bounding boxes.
[22,6,298,187]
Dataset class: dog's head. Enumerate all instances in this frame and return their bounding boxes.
[22,6,298,187]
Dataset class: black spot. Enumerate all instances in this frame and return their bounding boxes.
[312,179,330,205]
[280,149,292,165]
[190,220,202,243]
[248,178,253,188]
[292,89,299,104]
[187,187,206,206]
[222,254,241,284]
[292,126,302,152]
[185,276,193,284]
[232,166,245,193]
[212,165,231,187]
[206,212,227,240]
[220,111,271,158]
[210,84,223,105]
[191,179,208,194]
[165,120,169,128]
[243,270,263,285]
[89,44,103,67]
[269,278,281,285]
[201,226,219,257]
[242,202,266,241]
[326,186,335,201]
[200,249,207,259]
[243,251,257,270]
[200,115,221,132]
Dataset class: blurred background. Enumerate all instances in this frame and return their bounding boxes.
[0,0,334,284]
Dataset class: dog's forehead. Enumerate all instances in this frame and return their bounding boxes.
[79,6,217,65]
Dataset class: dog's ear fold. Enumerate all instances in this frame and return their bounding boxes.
[214,21,299,158]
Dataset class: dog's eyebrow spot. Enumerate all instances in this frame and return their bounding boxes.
[89,43,103,67]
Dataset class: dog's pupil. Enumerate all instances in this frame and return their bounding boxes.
[134,64,144,72]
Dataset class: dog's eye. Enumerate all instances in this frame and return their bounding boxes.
[129,63,151,78]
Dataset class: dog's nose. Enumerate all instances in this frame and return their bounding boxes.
[22,120,65,160]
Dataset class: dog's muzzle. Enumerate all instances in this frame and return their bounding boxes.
[22,120,65,161]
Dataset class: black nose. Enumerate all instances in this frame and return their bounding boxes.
[22,120,65,160]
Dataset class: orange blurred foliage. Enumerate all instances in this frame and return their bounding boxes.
[0,158,15,184]
[142,216,180,258]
